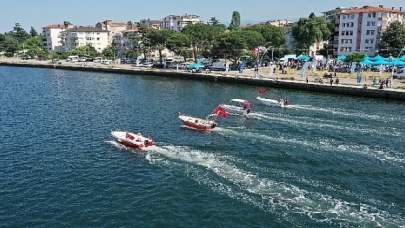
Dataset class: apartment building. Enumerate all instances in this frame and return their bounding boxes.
[95,20,127,44]
[113,25,140,51]
[244,19,293,28]
[59,27,109,53]
[334,5,405,56]
[42,23,76,53]
[140,19,161,29]
[160,14,200,31]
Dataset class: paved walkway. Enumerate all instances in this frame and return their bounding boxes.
[2,57,405,92]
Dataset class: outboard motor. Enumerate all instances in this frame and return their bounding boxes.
[211,123,217,129]
[246,108,251,114]
[144,140,149,147]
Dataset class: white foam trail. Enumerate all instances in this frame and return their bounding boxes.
[288,105,404,123]
[215,128,405,166]
[249,112,401,137]
[145,145,405,226]
[105,140,129,150]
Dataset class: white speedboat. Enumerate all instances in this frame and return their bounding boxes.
[257,97,289,107]
[219,99,252,115]
[111,131,153,150]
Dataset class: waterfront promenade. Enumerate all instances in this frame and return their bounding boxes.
[1,57,405,101]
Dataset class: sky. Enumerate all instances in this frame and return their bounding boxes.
[0,0,404,33]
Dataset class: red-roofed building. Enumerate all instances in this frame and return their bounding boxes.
[42,22,76,53]
[334,5,405,56]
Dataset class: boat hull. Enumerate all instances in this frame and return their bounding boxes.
[257,97,285,107]
[111,131,153,150]
[179,115,216,131]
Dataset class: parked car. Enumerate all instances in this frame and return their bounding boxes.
[93,57,102,63]
[101,60,111,65]
[393,69,405,79]
[21,55,31,60]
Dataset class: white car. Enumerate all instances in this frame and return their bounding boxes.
[393,69,405,79]
[101,60,111,65]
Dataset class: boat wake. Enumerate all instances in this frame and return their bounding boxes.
[249,112,402,137]
[145,145,405,227]
[214,127,405,166]
[287,104,404,123]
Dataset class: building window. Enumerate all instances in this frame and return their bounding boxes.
[368,13,372,18]
[350,31,353,35]
[371,30,375,35]
[367,21,371,26]
[370,39,374,43]
[372,22,376,26]
[365,39,369,43]
[341,31,345,35]
[373,13,376,18]
[343,15,346,19]
[97,33,100,35]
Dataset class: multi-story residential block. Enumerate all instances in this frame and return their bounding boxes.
[95,20,127,44]
[160,14,200,31]
[42,23,76,53]
[140,19,161,29]
[59,27,109,53]
[334,5,405,56]
[113,25,140,53]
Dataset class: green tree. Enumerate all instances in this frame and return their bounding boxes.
[182,23,224,61]
[146,29,174,63]
[126,49,140,58]
[243,25,286,48]
[344,52,365,63]
[1,36,19,55]
[209,17,220,25]
[68,45,98,57]
[127,21,133,26]
[26,46,49,58]
[22,36,43,49]
[8,23,31,43]
[102,46,114,60]
[379,21,405,56]
[228,11,241,31]
[292,14,331,50]
[214,30,265,65]
[136,26,152,59]
[166,32,191,61]
[29,26,38,37]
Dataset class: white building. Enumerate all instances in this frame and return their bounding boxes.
[335,5,405,56]
[42,23,76,53]
[60,27,109,53]
[160,14,200,31]
[95,20,127,45]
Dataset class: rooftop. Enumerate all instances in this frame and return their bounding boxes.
[97,20,126,26]
[338,5,404,14]
[43,24,76,29]
[62,26,108,33]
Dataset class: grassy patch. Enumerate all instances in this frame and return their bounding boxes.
[280,77,295,80]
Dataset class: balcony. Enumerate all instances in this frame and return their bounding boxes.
[335,27,339,32]
[378,17,388,21]
[333,43,339,48]
[334,36,339,41]
[335,18,340,24]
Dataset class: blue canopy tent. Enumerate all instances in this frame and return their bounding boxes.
[400,55,405,61]
[368,55,384,61]
[386,59,405,66]
[337,55,346,60]
[360,58,374,65]
[298,55,310,61]
[369,58,390,65]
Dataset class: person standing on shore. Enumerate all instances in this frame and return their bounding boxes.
[306,77,308,83]
[335,77,339,85]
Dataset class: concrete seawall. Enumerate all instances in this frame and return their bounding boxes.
[1,61,405,101]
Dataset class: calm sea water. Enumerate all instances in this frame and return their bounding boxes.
[1,66,405,227]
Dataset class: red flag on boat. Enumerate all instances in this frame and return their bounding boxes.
[212,106,228,118]
[258,88,267,93]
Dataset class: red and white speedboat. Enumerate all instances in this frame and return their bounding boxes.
[179,106,228,131]
[179,115,217,130]
[111,131,153,150]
